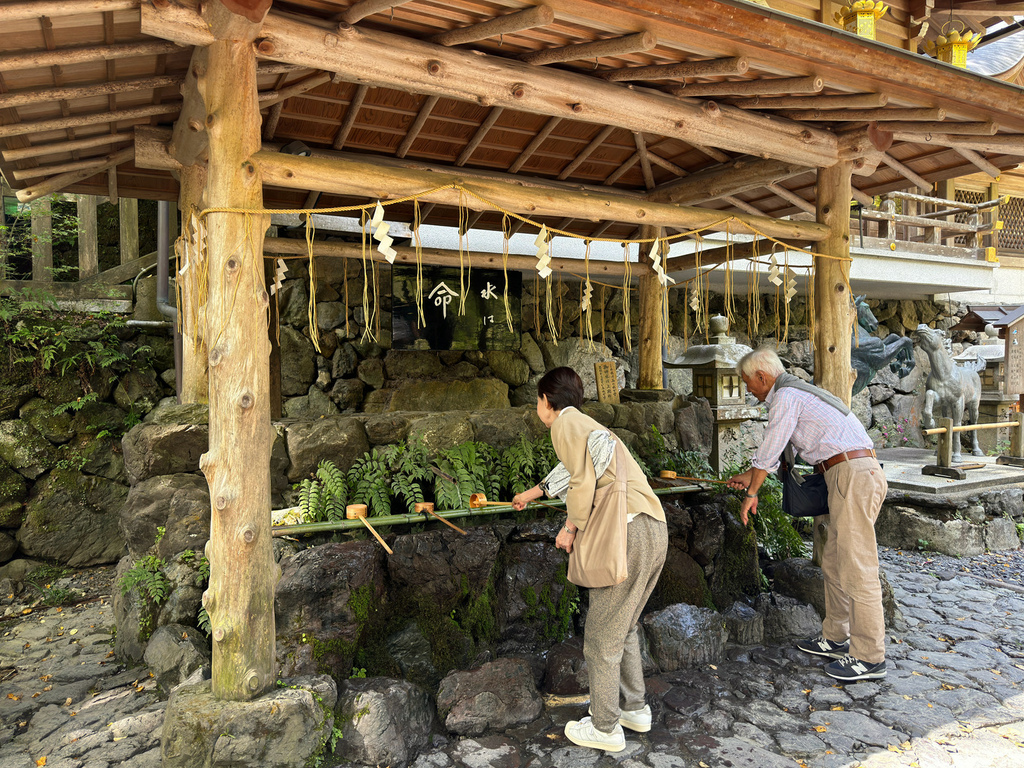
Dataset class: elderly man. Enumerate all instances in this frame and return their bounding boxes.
[727,347,888,682]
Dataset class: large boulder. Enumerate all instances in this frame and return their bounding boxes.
[283,386,339,419]
[436,657,543,736]
[537,338,618,400]
[280,325,317,396]
[469,407,538,449]
[384,350,445,380]
[275,540,387,679]
[485,351,531,388]
[755,593,821,643]
[113,368,163,414]
[122,422,208,485]
[876,505,985,557]
[0,419,55,479]
[542,636,588,695]
[144,623,212,696]
[389,379,509,412]
[17,469,127,566]
[335,677,435,768]
[674,398,713,453]
[19,397,74,445]
[120,473,211,561]
[0,461,29,506]
[285,417,369,482]
[405,412,474,455]
[160,677,336,768]
[642,603,728,671]
[495,537,575,651]
[388,527,500,610]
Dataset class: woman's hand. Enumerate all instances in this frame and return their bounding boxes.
[555,525,576,553]
[512,484,543,511]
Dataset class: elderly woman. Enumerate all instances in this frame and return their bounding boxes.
[512,367,668,752]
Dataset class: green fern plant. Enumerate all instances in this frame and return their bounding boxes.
[119,555,171,605]
[348,447,394,517]
[391,438,432,513]
[298,460,350,522]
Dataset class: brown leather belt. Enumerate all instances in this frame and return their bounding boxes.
[814,449,876,474]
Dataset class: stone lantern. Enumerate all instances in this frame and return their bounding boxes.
[667,315,758,472]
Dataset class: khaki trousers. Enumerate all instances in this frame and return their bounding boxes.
[583,513,668,733]
[819,456,887,664]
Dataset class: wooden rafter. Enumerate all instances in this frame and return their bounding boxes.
[456,107,504,166]
[722,195,762,216]
[2,132,133,163]
[140,4,842,167]
[777,107,946,122]
[634,132,655,190]
[557,125,616,180]
[519,31,657,66]
[259,71,332,109]
[668,76,823,98]
[510,117,561,173]
[0,103,180,139]
[880,153,931,190]
[649,156,809,205]
[341,0,415,24]
[0,74,184,110]
[874,121,997,135]
[430,5,554,47]
[600,56,748,82]
[766,182,815,214]
[12,156,118,182]
[3,41,181,73]
[604,152,639,185]
[953,147,1001,178]
[729,93,888,110]
[16,146,133,203]
[396,95,440,158]
[332,84,369,150]
[0,0,137,21]
[890,132,1024,153]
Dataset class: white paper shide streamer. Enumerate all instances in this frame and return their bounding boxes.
[269,258,289,296]
[534,225,552,278]
[370,202,397,264]
[648,239,675,287]
[581,280,593,312]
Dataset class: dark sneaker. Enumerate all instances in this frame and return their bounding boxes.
[825,654,887,682]
[796,635,850,659]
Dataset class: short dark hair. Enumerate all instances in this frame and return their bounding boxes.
[537,367,584,411]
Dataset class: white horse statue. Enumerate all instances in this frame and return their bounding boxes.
[914,324,985,461]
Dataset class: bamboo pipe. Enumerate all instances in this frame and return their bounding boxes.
[923,421,1017,436]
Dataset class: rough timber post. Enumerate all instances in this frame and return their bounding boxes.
[637,226,663,390]
[813,162,854,406]
[178,164,209,404]
[199,17,275,699]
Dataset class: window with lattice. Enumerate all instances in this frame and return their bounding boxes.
[1000,196,1024,253]
[954,190,986,246]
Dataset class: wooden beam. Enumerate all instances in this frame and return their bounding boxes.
[0,103,181,140]
[668,76,823,98]
[12,156,119,182]
[262,102,283,140]
[729,92,888,110]
[604,152,638,185]
[0,0,136,21]
[600,56,748,82]
[0,74,184,109]
[107,168,118,205]
[954,147,1001,178]
[722,195,762,216]
[264,236,634,276]
[859,208,981,233]
[396,95,439,158]
[851,187,873,207]
[776,107,946,121]
[665,238,808,273]
[637,225,663,389]
[79,251,158,285]
[2,132,133,162]
[510,116,561,173]
[77,195,99,279]
[647,151,685,177]
[201,35,275,702]
[2,41,180,73]
[140,3,841,167]
[767,182,815,214]
[0,280,132,304]
[520,31,657,66]
[16,146,134,202]
[341,0,415,24]
[332,83,369,150]
[252,151,831,242]
[874,120,997,135]
[456,107,504,166]
[890,132,1024,154]
[814,161,854,406]
[649,156,809,206]
[430,5,555,47]
[558,124,616,180]
[258,71,332,109]
[880,153,932,191]
[634,132,655,190]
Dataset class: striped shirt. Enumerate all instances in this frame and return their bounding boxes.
[751,385,874,473]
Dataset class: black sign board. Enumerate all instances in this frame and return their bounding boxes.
[392,265,522,351]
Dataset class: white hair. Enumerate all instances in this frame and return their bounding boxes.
[737,347,786,379]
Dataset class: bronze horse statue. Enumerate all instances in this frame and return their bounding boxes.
[851,296,916,396]
[915,324,985,461]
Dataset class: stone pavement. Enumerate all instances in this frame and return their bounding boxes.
[2,546,1024,768]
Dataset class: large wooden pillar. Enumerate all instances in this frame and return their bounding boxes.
[637,226,663,389]
[30,197,52,282]
[813,161,854,405]
[199,30,275,699]
[178,164,209,404]
[77,195,99,279]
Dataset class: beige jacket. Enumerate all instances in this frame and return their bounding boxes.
[550,407,666,532]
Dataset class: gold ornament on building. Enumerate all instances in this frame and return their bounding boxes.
[834,1,889,41]
[923,22,981,69]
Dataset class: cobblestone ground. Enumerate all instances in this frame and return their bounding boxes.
[2,546,1024,768]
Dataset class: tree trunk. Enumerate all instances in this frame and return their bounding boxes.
[199,37,275,701]
[178,164,209,405]
[813,162,854,406]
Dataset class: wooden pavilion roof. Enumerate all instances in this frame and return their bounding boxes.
[3,0,1024,242]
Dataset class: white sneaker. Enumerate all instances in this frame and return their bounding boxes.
[589,704,652,732]
[564,717,626,752]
